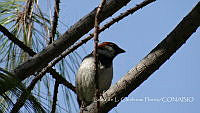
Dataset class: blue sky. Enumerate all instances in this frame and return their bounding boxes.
[53,0,200,113]
[1,0,198,112]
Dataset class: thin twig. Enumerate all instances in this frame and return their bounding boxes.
[49,0,60,44]
[51,80,59,113]
[25,0,34,18]
[0,24,76,93]
[10,90,28,112]
[93,0,106,112]
[0,24,35,56]
[24,0,34,42]
[49,1,60,112]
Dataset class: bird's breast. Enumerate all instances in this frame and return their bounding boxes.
[98,63,113,91]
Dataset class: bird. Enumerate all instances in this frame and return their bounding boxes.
[76,42,125,107]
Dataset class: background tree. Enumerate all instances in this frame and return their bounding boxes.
[0,0,199,113]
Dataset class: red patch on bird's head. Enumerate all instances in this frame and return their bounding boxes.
[98,42,114,47]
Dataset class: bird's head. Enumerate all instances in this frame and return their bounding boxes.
[96,42,125,59]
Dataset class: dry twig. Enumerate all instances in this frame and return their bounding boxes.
[93,0,106,112]
[49,0,60,44]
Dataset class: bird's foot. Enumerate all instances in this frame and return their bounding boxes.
[80,104,88,113]
[99,90,106,101]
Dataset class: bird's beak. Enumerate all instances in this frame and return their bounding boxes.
[117,47,125,54]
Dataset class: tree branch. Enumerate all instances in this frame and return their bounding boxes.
[83,1,200,113]
[0,24,76,93]
[93,0,106,111]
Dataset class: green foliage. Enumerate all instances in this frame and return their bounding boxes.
[0,0,81,112]
[0,67,48,113]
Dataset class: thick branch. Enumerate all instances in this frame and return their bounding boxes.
[84,2,200,113]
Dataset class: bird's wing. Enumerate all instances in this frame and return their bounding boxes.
[76,56,96,106]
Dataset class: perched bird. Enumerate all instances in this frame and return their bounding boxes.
[76,42,125,107]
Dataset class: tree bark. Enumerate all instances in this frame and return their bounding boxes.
[83,2,200,113]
